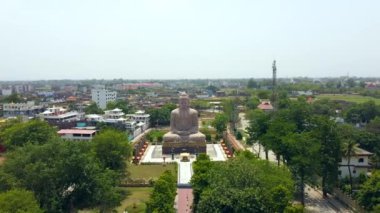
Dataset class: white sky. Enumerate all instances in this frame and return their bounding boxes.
[1,0,379,80]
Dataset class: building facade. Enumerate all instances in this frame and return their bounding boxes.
[91,89,117,109]
[338,147,373,178]
[3,101,45,118]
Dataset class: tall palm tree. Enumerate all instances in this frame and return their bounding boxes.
[342,139,359,195]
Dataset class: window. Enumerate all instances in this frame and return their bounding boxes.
[358,158,364,163]
[338,170,342,175]
[353,170,356,174]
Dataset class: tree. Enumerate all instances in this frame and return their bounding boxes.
[247,78,258,89]
[92,129,132,173]
[311,116,341,197]
[366,116,380,134]
[284,132,320,205]
[0,119,57,150]
[84,102,104,114]
[106,99,132,114]
[212,113,228,138]
[0,189,43,213]
[341,139,358,195]
[246,109,270,158]
[357,171,380,211]
[147,103,176,126]
[146,170,176,213]
[261,118,296,165]
[193,153,294,212]
[191,154,212,211]
[1,141,123,212]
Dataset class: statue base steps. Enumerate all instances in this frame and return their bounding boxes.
[162,141,206,155]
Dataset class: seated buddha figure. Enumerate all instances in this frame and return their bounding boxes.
[163,93,205,143]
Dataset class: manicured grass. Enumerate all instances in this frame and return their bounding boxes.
[316,94,380,105]
[115,187,153,213]
[128,163,177,179]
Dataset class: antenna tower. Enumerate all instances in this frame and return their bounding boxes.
[272,60,277,110]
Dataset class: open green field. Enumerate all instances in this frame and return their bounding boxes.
[115,187,152,213]
[128,163,177,179]
[316,94,380,105]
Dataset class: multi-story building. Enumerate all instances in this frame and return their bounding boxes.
[91,89,117,109]
[126,110,150,126]
[338,147,373,178]
[39,106,83,122]
[2,101,45,118]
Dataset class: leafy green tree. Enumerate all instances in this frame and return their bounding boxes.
[285,132,320,205]
[147,103,176,126]
[193,152,294,212]
[341,139,358,195]
[257,90,270,99]
[1,93,23,103]
[106,99,132,114]
[1,141,123,212]
[247,78,258,89]
[212,113,228,138]
[0,189,43,213]
[311,116,341,197]
[246,109,270,158]
[366,116,380,134]
[191,154,212,212]
[146,170,176,213]
[358,171,380,211]
[0,119,57,150]
[261,117,296,165]
[92,129,132,173]
[84,102,104,114]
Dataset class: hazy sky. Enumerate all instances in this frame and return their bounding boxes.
[1,0,379,80]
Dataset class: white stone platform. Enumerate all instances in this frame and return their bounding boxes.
[140,144,227,186]
[140,144,227,163]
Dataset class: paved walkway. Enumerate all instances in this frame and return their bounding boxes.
[176,188,193,213]
[178,160,194,185]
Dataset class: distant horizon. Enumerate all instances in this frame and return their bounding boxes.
[1,75,380,83]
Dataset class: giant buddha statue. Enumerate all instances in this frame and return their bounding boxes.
[162,92,206,154]
[163,93,205,143]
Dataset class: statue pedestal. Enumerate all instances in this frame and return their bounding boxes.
[162,140,206,155]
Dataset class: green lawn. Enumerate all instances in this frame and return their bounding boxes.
[128,163,177,179]
[115,187,152,213]
[316,94,380,105]
[79,187,153,213]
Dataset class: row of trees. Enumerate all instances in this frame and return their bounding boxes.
[246,97,342,204]
[0,119,132,212]
[191,152,297,212]
[246,94,380,210]
[146,170,177,213]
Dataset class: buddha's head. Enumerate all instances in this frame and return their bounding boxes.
[179,93,190,110]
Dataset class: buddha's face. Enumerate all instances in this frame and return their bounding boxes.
[179,97,190,110]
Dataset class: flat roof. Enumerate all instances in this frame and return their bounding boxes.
[58,129,96,134]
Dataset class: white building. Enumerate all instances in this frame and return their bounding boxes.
[103,108,125,121]
[338,147,373,178]
[3,101,44,118]
[39,106,83,122]
[1,89,12,96]
[91,89,117,109]
[57,129,96,140]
